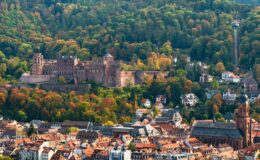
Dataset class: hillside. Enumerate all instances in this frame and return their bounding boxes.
[236,0,260,6]
[0,0,258,82]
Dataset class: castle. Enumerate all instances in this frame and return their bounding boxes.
[20,53,166,87]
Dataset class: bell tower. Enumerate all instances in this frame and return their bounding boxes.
[32,53,44,75]
[235,95,252,147]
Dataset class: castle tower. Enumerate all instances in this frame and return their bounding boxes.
[102,52,120,87]
[235,95,252,147]
[32,53,44,75]
[103,52,114,63]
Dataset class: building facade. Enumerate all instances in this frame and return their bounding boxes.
[23,53,166,87]
[191,96,254,150]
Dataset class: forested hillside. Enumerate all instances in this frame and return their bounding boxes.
[236,0,260,6]
[0,0,259,123]
[0,0,259,82]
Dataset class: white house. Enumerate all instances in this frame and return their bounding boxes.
[141,99,151,108]
[109,147,131,160]
[181,94,199,107]
[222,90,237,104]
[200,73,213,83]
[136,109,149,119]
[19,141,49,160]
[248,93,260,104]
[156,95,167,104]
[205,90,218,100]
[40,147,55,160]
[172,111,183,127]
[222,71,240,83]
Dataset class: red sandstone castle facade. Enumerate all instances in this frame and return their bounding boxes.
[27,53,166,87]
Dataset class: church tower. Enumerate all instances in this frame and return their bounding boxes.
[235,95,252,147]
[32,53,44,75]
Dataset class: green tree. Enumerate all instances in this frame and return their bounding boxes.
[0,156,13,160]
[58,76,67,84]
[0,64,6,77]
[27,123,36,136]
[128,142,136,152]
[17,110,27,122]
[67,127,79,133]
[160,41,173,56]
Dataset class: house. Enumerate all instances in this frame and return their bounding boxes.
[144,124,160,137]
[50,149,73,160]
[76,130,99,142]
[141,99,151,108]
[200,73,213,83]
[205,90,218,100]
[155,95,166,104]
[95,150,109,160]
[248,93,260,104]
[242,76,258,94]
[109,147,131,160]
[155,152,192,160]
[221,71,240,83]
[181,94,199,107]
[136,109,149,119]
[41,147,55,160]
[131,151,154,160]
[155,109,183,127]
[19,141,49,160]
[222,90,237,104]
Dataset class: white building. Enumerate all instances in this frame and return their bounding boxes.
[155,152,193,160]
[40,147,55,160]
[109,148,131,160]
[19,141,49,160]
[181,94,199,107]
[172,111,183,127]
[200,73,213,83]
[222,90,237,104]
[141,99,151,108]
[136,109,149,119]
[221,71,240,83]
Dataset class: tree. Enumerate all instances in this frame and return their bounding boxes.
[215,62,225,75]
[0,51,6,63]
[18,43,33,58]
[17,110,27,122]
[67,127,79,133]
[0,156,13,160]
[184,80,193,93]
[128,142,136,152]
[104,121,114,126]
[0,64,7,77]
[212,93,223,108]
[154,106,160,117]
[27,123,36,136]
[0,92,6,108]
[160,41,173,56]
[58,76,67,84]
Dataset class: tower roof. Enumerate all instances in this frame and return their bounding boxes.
[104,52,113,58]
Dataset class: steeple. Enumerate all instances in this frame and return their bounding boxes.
[235,94,252,147]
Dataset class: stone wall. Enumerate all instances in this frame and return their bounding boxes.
[20,73,52,84]
[119,71,135,87]
[40,84,91,93]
